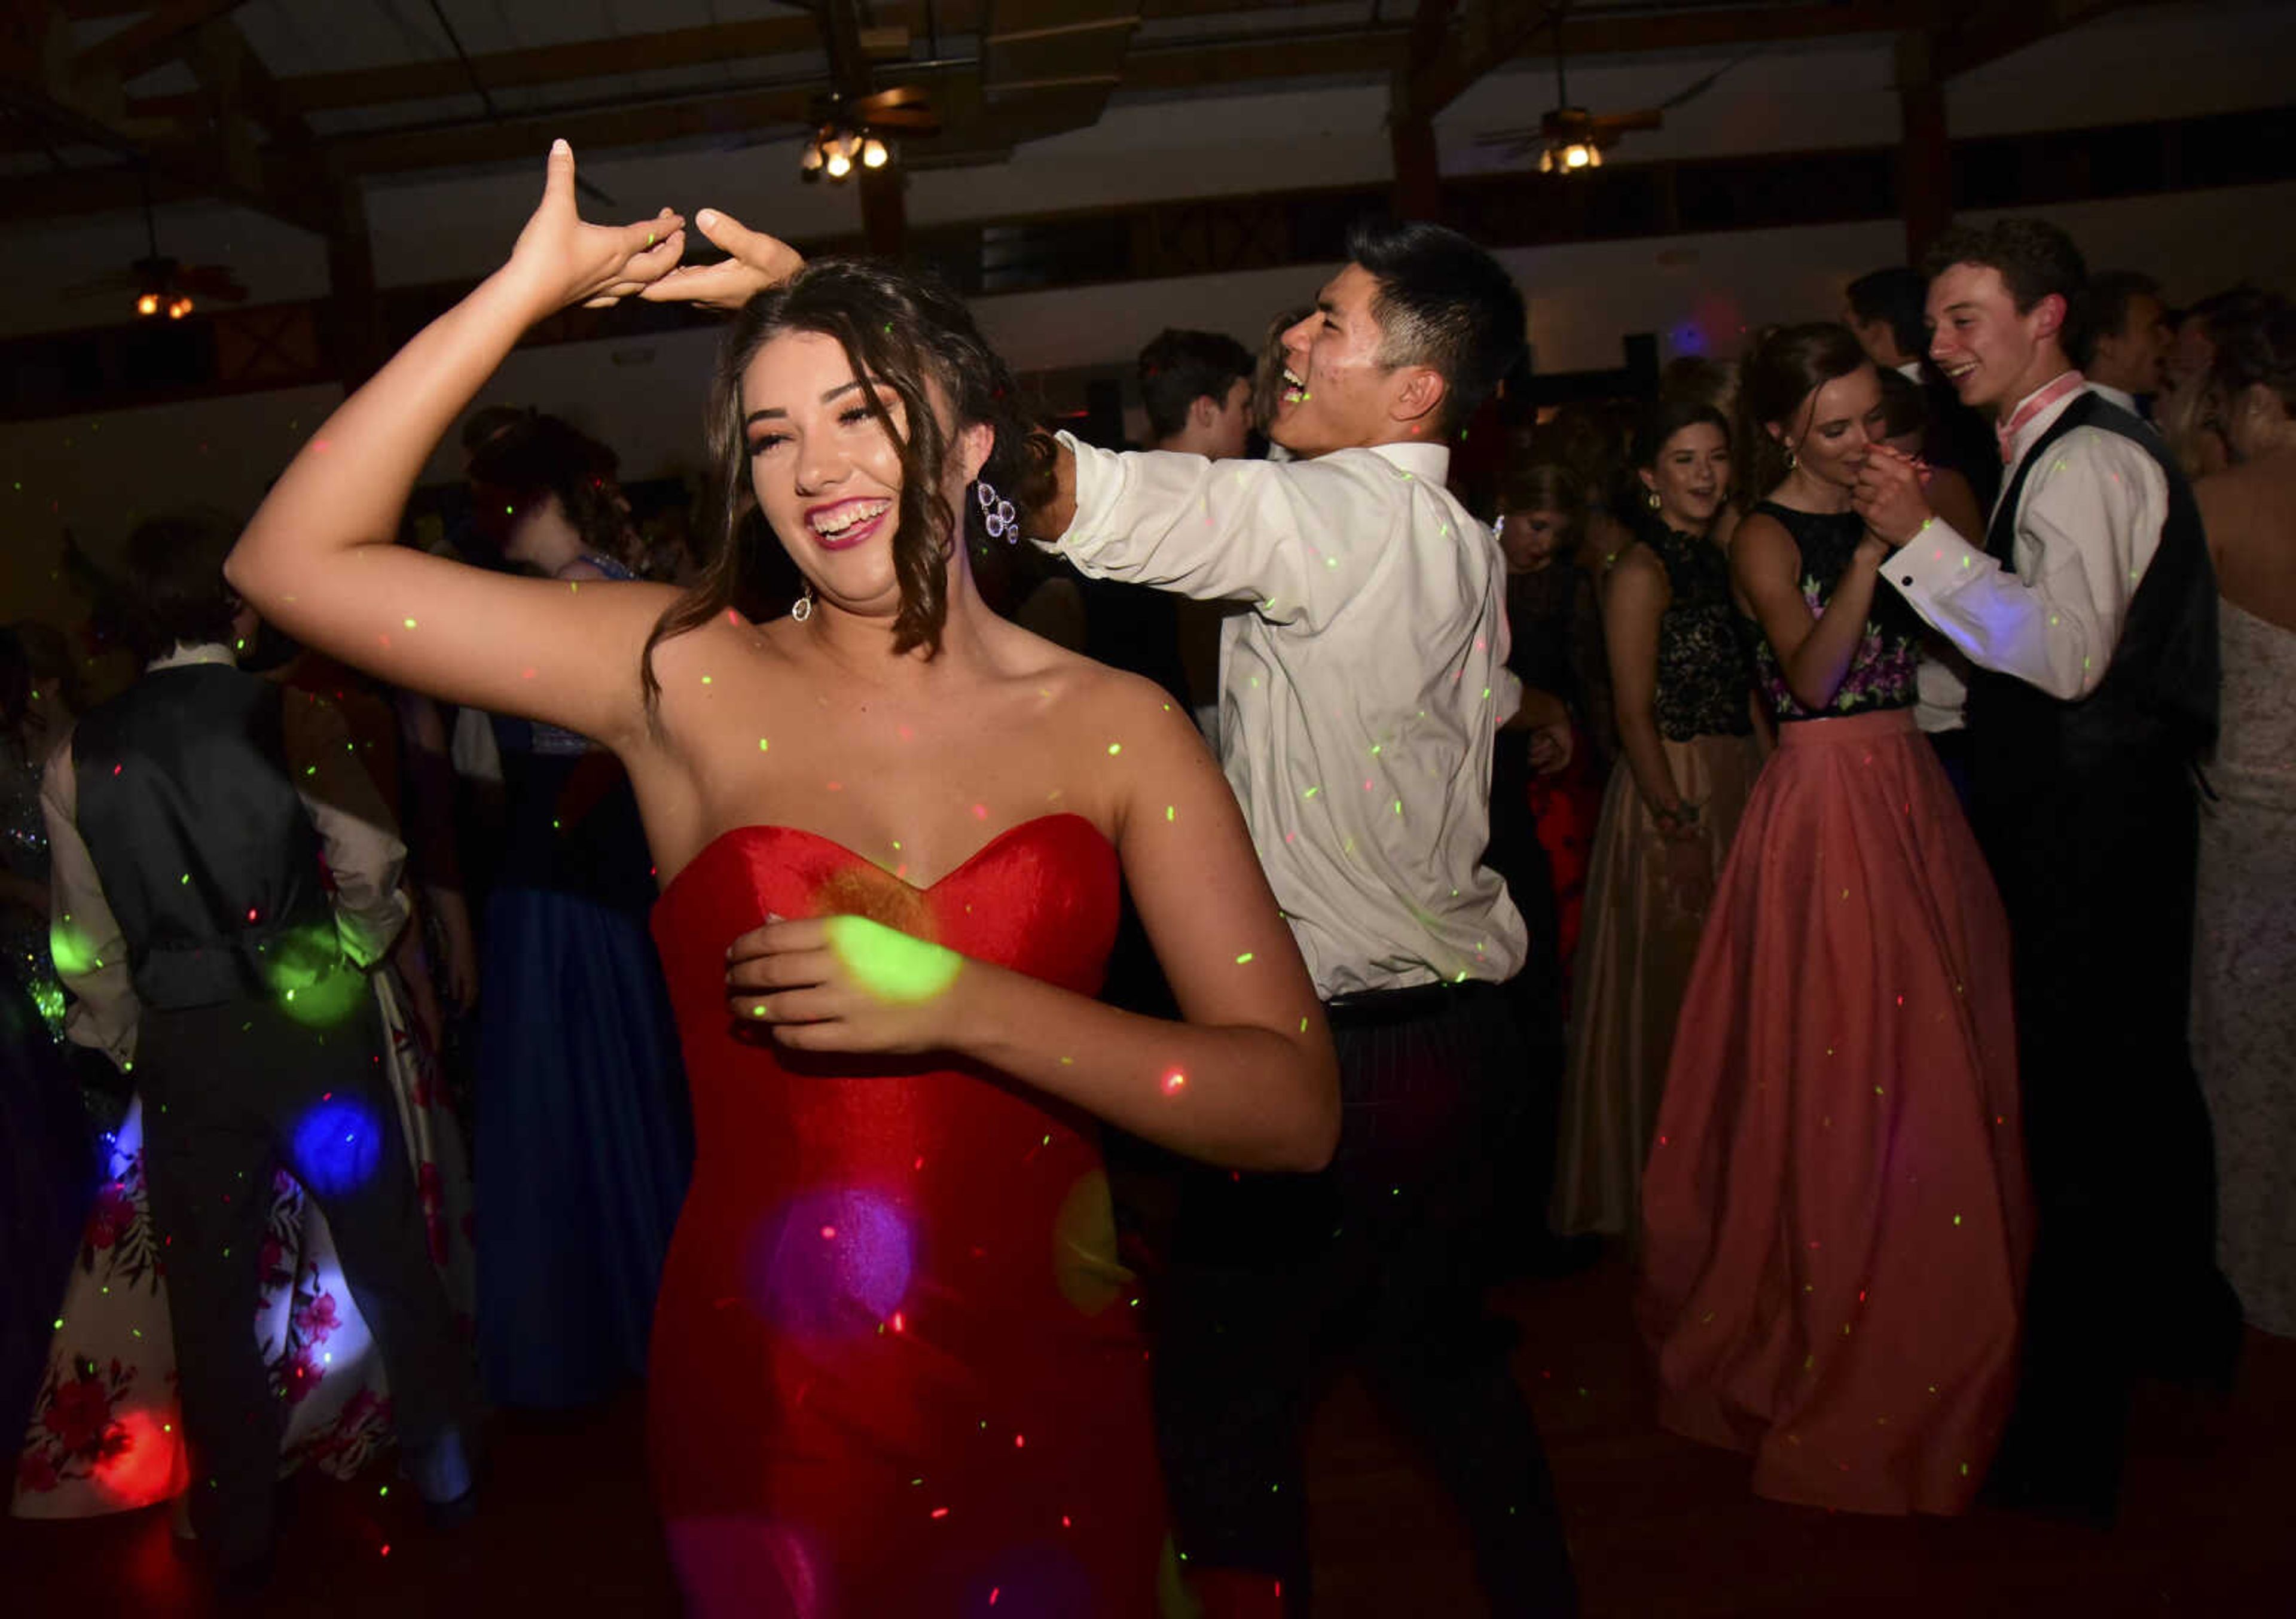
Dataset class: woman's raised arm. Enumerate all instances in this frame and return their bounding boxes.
[226,144,688,749]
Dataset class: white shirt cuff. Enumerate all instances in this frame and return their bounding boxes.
[1883,519,1987,614]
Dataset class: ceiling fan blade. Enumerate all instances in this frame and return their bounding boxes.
[179,266,249,301]
[1595,109,1664,134]
[863,108,939,131]
[854,83,932,115]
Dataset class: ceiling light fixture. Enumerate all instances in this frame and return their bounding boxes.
[802,123,891,184]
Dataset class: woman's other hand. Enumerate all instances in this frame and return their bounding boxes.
[639,208,805,312]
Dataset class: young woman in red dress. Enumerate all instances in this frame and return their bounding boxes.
[227,144,1339,1617]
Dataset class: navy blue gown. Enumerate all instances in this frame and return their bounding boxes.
[474,557,692,1407]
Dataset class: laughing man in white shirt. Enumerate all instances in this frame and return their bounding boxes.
[1022,218,1574,1619]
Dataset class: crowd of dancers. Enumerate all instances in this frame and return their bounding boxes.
[2,142,2291,1616]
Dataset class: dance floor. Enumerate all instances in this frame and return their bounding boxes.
[8,1252,2292,1617]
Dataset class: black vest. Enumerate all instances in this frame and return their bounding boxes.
[72,663,338,1010]
[1967,393,2217,786]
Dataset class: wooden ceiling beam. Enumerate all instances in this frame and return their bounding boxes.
[1929,0,2152,81]
[74,0,252,83]
[0,0,1955,211]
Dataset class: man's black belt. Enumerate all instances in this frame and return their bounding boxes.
[1323,975,1498,1032]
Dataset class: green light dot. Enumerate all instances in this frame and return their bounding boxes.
[758,739,770,752]
[1235,952,1254,965]
[1107,743,1122,755]
[404,618,417,629]
[824,914,960,1004]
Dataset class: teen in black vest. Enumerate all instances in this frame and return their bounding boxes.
[1853,220,2240,1525]
[41,511,480,1583]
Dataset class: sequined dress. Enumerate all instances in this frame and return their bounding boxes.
[1553,526,1763,1236]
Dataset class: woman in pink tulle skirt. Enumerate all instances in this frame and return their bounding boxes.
[1639,326,2031,1515]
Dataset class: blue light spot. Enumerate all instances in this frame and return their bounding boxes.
[745,1187,913,1339]
[291,1097,384,1196]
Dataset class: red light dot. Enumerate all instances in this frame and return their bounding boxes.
[913,1156,924,1170]
[112,764,123,776]
[1061,1516,1071,1528]
[380,1544,391,1557]
[1013,1434,1025,1448]
[820,1225,836,1240]
[930,1507,948,1519]
[891,1312,905,1333]
[247,908,258,922]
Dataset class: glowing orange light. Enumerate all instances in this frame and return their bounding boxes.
[135,292,160,317]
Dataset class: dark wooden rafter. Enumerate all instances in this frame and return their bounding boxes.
[1929,0,2153,81]
[72,0,252,83]
[0,0,2194,226]
[1390,0,1458,219]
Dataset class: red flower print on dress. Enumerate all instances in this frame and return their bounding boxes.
[418,1164,447,1264]
[282,1354,325,1407]
[87,1184,133,1251]
[42,1376,117,1455]
[16,1452,59,1495]
[292,1291,341,1343]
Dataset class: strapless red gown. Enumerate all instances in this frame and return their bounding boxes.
[647,815,1168,1617]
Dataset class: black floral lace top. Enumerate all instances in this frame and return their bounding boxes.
[1747,501,1923,721]
[1644,525,1755,741]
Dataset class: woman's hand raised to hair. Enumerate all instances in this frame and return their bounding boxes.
[639,208,805,312]
[500,141,688,316]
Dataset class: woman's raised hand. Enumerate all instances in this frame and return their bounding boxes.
[503,141,687,316]
[639,208,805,312]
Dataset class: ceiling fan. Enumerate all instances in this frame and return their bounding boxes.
[59,179,248,320]
[799,82,942,181]
[1476,3,1754,173]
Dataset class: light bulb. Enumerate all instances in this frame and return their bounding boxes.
[168,295,193,319]
[801,141,824,172]
[136,292,160,317]
[1564,144,1590,170]
[862,138,887,169]
[1586,145,1602,168]
[825,148,852,179]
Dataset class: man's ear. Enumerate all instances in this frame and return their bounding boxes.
[2029,291,2068,344]
[1388,365,1447,429]
[1189,393,1219,429]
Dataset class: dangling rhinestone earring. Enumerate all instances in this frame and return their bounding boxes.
[1645,488,1662,512]
[790,580,814,622]
[975,478,1017,542]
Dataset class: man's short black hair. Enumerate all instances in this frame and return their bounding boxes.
[1136,328,1254,442]
[1345,217,1526,433]
[1845,266,1929,361]
[1921,218,2090,357]
[2073,270,2163,369]
[116,507,243,661]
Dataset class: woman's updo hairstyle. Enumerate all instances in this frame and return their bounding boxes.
[1735,322,1870,499]
[642,258,1045,709]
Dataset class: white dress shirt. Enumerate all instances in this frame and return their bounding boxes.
[1883,375,2169,702]
[42,643,410,1068]
[1053,434,1528,998]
